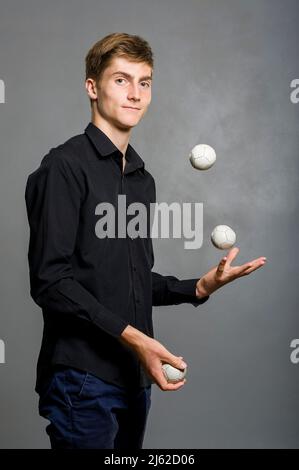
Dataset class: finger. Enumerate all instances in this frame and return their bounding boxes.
[155,368,186,391]
[162,354,187,370]
[216,256,228,273]
[161,378,187,391]
[241,256,267,271]
[234,261,255,276]
[231,254,267,276]
[240,257,267,276]
[250,256,267,265]
[233,258,266,277]
[225,246,240,267]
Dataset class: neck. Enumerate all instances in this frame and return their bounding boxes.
[91,111,131,157]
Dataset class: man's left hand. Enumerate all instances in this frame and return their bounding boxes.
[196,247,267,298]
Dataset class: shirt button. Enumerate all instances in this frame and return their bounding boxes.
[133,266,137,272]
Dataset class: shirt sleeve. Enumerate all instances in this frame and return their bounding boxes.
[25,150,129,338]
[152,272,209,307]
[148,175,209,307]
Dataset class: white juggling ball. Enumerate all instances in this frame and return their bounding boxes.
[162,364,187,384]
[189,144,216,170]
[211,225,236,250]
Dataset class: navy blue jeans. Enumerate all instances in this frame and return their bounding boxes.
[38,366,152,449]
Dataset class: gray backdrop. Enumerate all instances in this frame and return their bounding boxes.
[0,0,298,448]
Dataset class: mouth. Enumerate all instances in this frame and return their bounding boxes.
[122,106,141,111]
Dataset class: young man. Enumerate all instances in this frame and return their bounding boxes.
[25,33,266,449]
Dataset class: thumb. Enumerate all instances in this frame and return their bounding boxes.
[166,354,187,370]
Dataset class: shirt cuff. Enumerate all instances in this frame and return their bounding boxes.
[167,278,210,307]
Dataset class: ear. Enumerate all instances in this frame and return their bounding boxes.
[85,78,98,101]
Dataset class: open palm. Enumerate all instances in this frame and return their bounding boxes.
[196,247,267,297]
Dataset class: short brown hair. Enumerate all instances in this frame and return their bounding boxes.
[85,32,154,87]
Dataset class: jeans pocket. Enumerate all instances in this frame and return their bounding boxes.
[64,367,90,407]
[38,372,60,417]
[39,373,58,402]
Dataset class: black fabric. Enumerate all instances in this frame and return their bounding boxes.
[25,122,209,392]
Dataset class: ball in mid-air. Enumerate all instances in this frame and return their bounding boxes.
[189,144,216,170]
[162,364,187,384]
[211,225,236,249]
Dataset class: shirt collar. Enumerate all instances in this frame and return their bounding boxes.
[84,121,145,175]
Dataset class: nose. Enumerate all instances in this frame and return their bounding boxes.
[127,82,141,102]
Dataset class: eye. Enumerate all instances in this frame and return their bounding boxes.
[115,78,126,84]
[141,82,151,88]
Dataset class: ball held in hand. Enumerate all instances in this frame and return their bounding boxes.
[162,363,187,383]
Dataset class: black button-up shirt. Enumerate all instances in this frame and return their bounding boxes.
[25,122,209,393]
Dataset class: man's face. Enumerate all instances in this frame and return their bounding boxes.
[90,56,152,131]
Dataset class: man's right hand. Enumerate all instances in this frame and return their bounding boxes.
[120,325,187,391]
